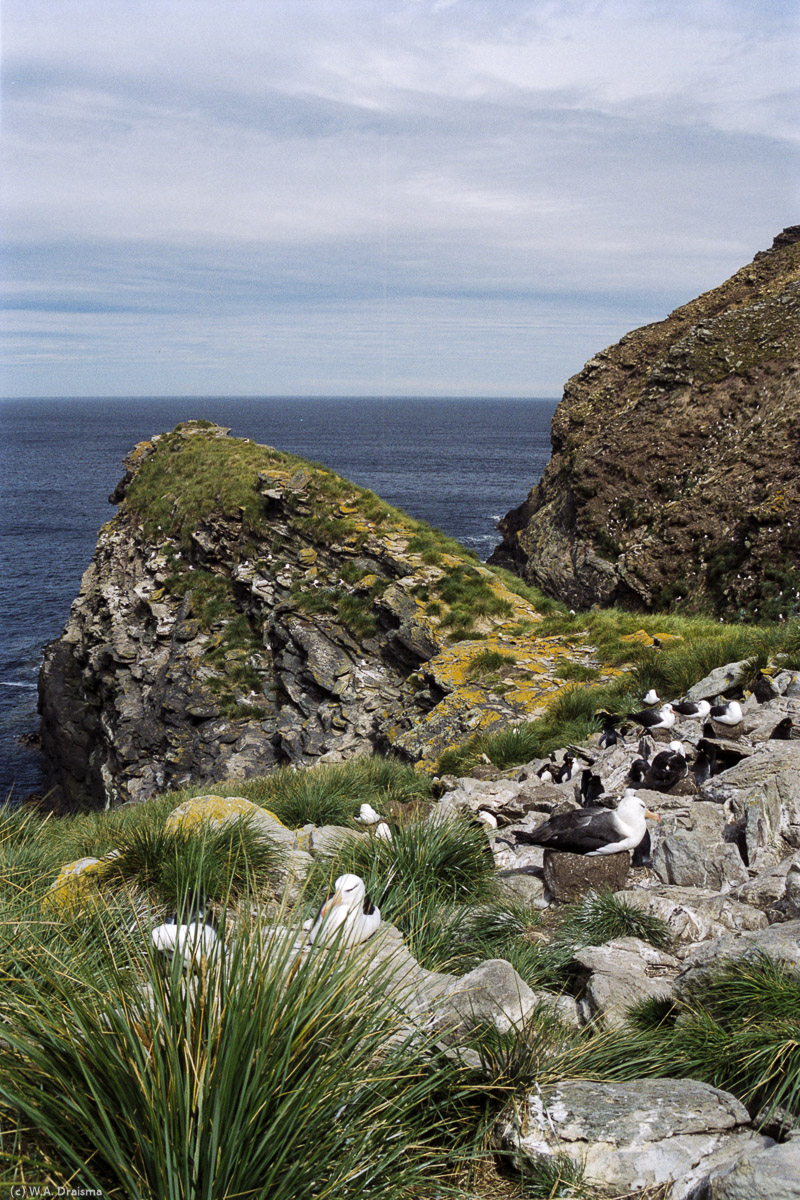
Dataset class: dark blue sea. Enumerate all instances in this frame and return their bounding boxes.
[0,396,557,798]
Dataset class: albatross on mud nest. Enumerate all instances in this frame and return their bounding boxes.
[507,790,660,856]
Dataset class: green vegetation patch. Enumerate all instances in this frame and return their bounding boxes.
[581,953,800,1123]
[438,611,799,774]
[182,755,434,830]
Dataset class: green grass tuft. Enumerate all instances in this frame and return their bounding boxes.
[556,890,673,952]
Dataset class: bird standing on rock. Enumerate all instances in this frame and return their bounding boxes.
[508,790,660,856]
[709,699,743,725]
[647,740,687,790]
[630,703,676,731]
[671,699,711,719]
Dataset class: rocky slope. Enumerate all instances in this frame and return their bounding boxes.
[490,227,800,617]
[39,421,606,810]
[40,656,800,1199]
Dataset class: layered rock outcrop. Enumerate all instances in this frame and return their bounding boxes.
[490,228,800,617]
[39,421,604,810]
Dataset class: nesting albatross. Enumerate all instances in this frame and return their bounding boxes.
[508,790,660,856]
[307,874,381,947]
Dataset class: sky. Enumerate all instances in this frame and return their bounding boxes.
[1,0,798,398]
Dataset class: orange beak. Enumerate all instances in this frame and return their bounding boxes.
[320,890,343,916]
[645,809,661,822]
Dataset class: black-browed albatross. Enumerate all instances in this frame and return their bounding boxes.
[508,789,660,856]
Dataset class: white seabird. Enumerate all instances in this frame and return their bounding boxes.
[355,803,383,825]
[308,874,381,947]
[631,703,676,731]
[671,698,711,718]
[642,689,660,706]
[151,910,221,967]
[509,789,660,856]
[374,821,393,841]
[710,699,743,725]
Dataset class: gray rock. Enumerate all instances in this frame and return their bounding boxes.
[543,848,631,901]
[733,853,800,916]
[571,937,679,1027]
[739,696,800,743]
[700,1134,800,1200]
[701,743,800,869]
[615,886,768,948]
[495,1078,770,1200]
[774,670,800,698]
[494,870,547,909]
[432,958,537,1037]
[531,990,582,1029]
[686,661,752,701]
[653,833,748,892]
[675,919,800,999]
[273,848,314,906]
[308,825,368,856]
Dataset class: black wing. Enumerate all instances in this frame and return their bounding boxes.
[513,806,622,853]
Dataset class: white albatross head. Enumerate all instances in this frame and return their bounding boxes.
[321,873,367,915]
[618,789,661,827]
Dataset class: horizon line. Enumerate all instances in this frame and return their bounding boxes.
[1,393,561,403]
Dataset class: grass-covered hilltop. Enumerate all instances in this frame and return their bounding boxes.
[490,227,800,618]
[38,418,618,811]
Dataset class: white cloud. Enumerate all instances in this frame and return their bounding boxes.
[1,0,798,395]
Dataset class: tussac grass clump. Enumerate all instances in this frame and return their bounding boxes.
[194,755,434,829]
[0,903,488,1197]
[556,890,673,952]
[305,813,498,969]
[579,954,800,1123]
[106,818,284,908]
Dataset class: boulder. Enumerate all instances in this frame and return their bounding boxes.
[571,937,680,1027]
[543,849,630,901]
[430,958,538,1038]
[308,824,368,856]
[653,833,748,892]
[701,743,800,869]
[495,1078,771,1200]
[165,794,296,851]
[686,661,752,702]
[700,1134,800,1200]
[494,870,548,909]
[674,919,800,999]
[733,853,800,918]
[614,886,768,949]
[41,851,120,915]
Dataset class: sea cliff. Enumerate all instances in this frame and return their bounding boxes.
[490,227,800,617]
[39,421,599,809]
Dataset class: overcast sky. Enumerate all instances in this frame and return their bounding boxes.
[2,0,798,398]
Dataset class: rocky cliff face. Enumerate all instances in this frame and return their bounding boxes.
[39,421,599,810]
[490,228,800,617]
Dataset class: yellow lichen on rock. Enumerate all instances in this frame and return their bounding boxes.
[165,794,296,851]
[165,794,286,834]
[619,629,682,647]
[42,853,120,916]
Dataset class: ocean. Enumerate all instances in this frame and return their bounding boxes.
[0,395,557,798]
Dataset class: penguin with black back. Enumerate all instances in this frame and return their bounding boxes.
[753,673,777,704]
[579,768,605,807]
[769,717,793,740]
